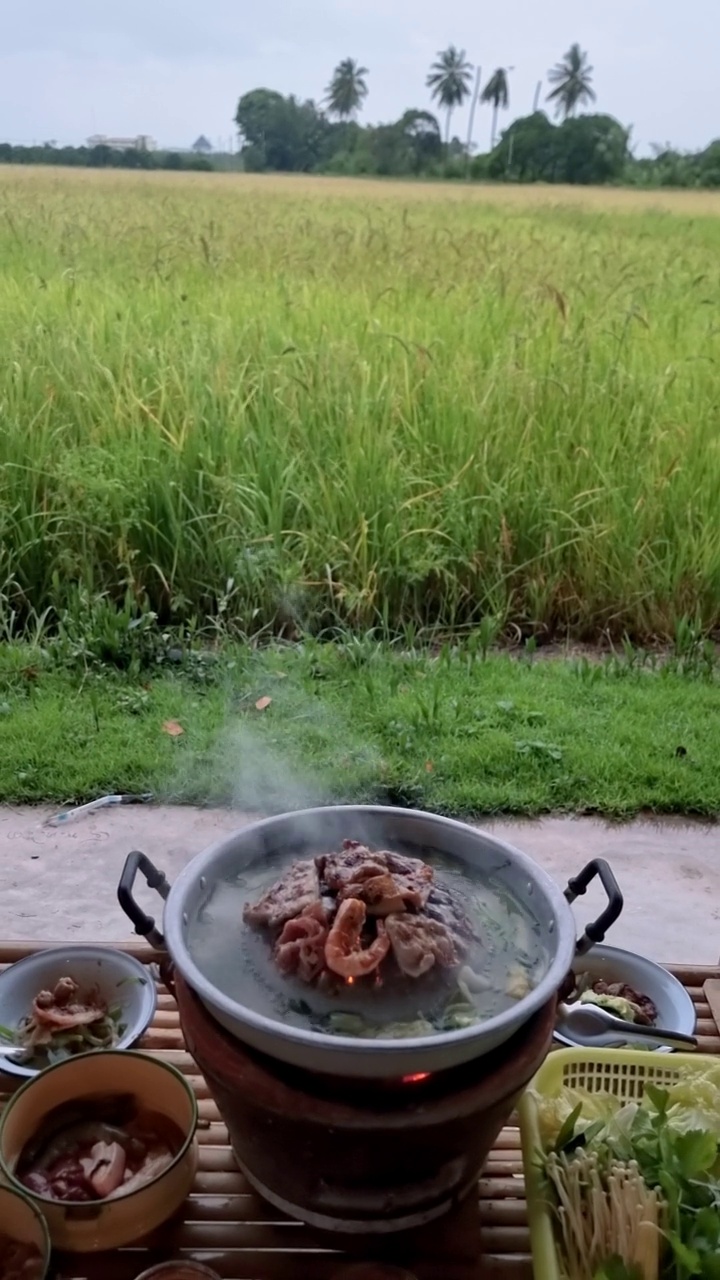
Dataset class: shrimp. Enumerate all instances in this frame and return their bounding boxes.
[324,897,390,978]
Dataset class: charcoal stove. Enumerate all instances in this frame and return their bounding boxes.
[118,806,623,1234]
[176,972,556,1235]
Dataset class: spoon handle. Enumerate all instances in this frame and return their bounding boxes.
[622,1023,697,1048]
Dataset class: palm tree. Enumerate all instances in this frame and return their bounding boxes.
[426,46,474,151]
[325,58,369,120]
[465,65,482,175]
[546,44,596,119]
[481,67,511,149]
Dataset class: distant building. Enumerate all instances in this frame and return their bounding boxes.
[86,134,156,152]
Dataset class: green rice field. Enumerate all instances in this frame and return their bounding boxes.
[3,167,720,644]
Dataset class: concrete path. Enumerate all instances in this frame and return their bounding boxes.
[1,805,718,964]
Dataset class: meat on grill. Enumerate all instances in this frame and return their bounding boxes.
[244,839,464,987]
[385,914,460,978]
[274,903,329,984]
[321,841,434,914]
[242,859,320,930]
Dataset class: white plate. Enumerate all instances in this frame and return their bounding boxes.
[554,943,696,1051]
[0,946,157,1078]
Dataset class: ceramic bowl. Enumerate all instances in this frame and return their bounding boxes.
[0,1184,51,1279]
[0,1049,198,1252]
[555,943,697,1050]
[0,946,157,1078]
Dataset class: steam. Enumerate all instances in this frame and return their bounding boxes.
[215,718,328,814]
[164,671,383,823]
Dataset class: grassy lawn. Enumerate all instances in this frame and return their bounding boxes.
[2,640,719,816]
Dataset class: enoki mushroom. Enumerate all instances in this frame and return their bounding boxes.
[544,1151,665,1280]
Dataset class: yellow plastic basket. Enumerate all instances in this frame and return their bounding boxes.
[518,1047,719,1280]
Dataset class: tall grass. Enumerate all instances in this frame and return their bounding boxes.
[3,167,720,642]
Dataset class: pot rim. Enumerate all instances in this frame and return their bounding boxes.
[163,805,577,1060]
[0,1049,198,1206]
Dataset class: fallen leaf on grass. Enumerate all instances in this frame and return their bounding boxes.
[255,696,272,711]
[162,720,184,737]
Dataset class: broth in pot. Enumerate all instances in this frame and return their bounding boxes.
[186,839,549,1041]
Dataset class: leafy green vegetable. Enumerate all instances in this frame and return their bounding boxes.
[594,1260,644,1280]
[579,991,643,1023]
[533,1084,622,1149]
[325,1012,369,1037]
[442,1008,479,1030]
[551,1101,583,1153]
[287,998,313,1018]
[323,1011,434,1039]
[439,989,479,1031]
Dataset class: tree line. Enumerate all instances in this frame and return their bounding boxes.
[233,56,720,189]
[0,141,217,172]
[2,43,720,188]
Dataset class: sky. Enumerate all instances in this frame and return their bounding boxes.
[0,0,716,157]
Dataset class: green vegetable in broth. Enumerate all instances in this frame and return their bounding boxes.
[505,964,532,1000]
[325,1011,435,1039]
[440,990,479,1031]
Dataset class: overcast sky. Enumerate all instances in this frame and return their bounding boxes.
[0,0,715,156]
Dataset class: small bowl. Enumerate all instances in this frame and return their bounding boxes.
[555,943,696,1050]
[0,946,157,1078]
[0,1049,198,1252]
[0,1185,51,1279]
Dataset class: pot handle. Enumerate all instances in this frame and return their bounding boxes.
[117,850,171,952]
[564,858,623,956]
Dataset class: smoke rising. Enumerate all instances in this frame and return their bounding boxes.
[164,663,384,820]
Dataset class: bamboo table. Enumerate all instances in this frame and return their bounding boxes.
[2,941,719,1280]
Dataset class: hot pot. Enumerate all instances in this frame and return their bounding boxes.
[118,805,622,1079]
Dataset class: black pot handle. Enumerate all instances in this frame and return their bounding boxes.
[564,858,623,956]
[117,850,171,952]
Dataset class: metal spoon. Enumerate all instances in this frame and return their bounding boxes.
[558,1002,697,1051]
[0,1042,23,1059]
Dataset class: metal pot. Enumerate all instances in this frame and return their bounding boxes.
[118,805,622,1078]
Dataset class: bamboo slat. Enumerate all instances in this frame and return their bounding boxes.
[704,978,720,1036]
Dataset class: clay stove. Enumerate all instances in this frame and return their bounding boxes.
[176,973,555,1235]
